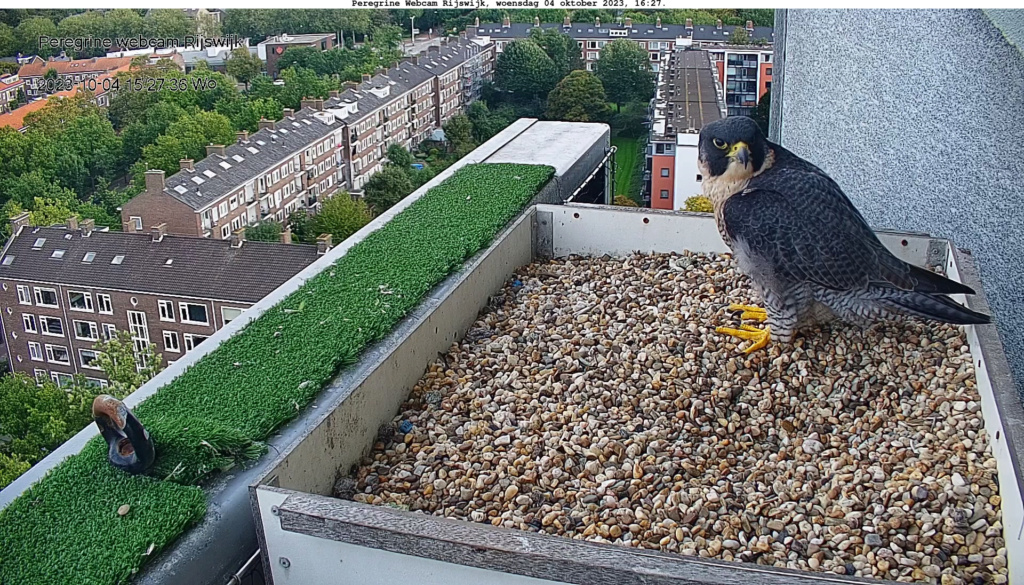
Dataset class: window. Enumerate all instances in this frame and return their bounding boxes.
[102,323,117,341]
[163,331,181,353]
[130,217,142,231]
[51,372,74,387]
[660,168,670,177]
[219,202,229,217]
[587,52,598,60]
[766,67,772,75]
[97,294,113,314]
[158,300,175,322]
[40,316,64,337]
[74,320,99,341]
[587,41,597,49]
[22,314,37,333]
[184,333,209,352]
[660,190,669,199]
[68,291,93,312]
[32,238,46,249]
[179,303,209,325]
[34,369,48,383]
[17,285,31,304]
[51,250,65,259]
[112,255,124,265]
[84,377,109,389]
[80,349,101,369]
[28,342,43,361]
[222,307,243,325]
[34,287,58,307]
[45,344,70,365]
[221,225,230,239]
[696,174,703,182]
[82,252,96,263]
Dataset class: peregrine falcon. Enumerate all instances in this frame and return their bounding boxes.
[697,116,990,353]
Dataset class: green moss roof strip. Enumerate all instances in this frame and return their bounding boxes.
[0,163,554,584]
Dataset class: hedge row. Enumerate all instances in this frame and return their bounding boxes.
[0,163,554,585]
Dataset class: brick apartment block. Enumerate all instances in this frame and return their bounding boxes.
[0,214,322,386]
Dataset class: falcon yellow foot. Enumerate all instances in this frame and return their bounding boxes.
[727,304,768,322]
[716,324,772,354]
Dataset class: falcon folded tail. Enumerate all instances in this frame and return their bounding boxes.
[881,290,991,325]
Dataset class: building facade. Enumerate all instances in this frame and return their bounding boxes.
[644,50,726,210]
[258,33,337,78]
[17,55,134,98]
[0,215,323,386]
[0,74,27,113]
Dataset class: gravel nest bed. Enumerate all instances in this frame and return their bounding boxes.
[344,252,1007,584]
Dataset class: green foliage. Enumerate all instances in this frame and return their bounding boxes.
[595,39,656,109]
[248,66,335,110]
[363,166,414,214]
[14,17,58,58]
[545,70,609,123]
[92,331,164,398]
[466,100,516,144]
[750,91,771,136]
[684,195,713,213]
[245,220,283,243]
[528,27,583,80]
[611,136,642,203]
[288,209,316,244]
[0,374,97,470]
[494,39,558,100]
[385,144,413,170]
[0,24,15,58]
[311,193,372,243]
[221,9,372,43]
[224,46,264,87]
[0,162,552,585]
[442,114,474,151]
[728,26,750,45]
[135,109,235,178]
[214,96,283,134]
[608,100,650,139]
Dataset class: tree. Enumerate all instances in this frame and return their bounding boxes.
[595,39,655,111]
[311,193,372,243]
[494,39,558,100]
[0,373,96,468]
[144,9,195,43]
[0,23,15,58]
[467,100,516,143]
[136,109,235,177]
[528,28,583,81]
[245,221,283,242]
[288,209,316,244]
[92,331,163,397]
[14,17,58,58]
[363,166,413,214]
[545,70,609,123]
[225,46,263,89]
[385,144,413,170]
[728,26,750,45]
[750,90,770,136]
[442,114,474,151]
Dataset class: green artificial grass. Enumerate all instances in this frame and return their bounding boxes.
[0,163,553,585]
[611,136,641,203]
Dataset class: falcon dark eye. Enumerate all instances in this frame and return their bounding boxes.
[713,138,728,150]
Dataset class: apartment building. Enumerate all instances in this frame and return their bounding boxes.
[0,69,124,132]
[17,55,134,98]
[258,33,337,78]
[0,214,323,386]
[472,17,772,104]
[122,104,347,238]
[0,74,27,113]
[644,50,726,210]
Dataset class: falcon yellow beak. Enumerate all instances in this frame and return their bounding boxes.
[729,141,750,167]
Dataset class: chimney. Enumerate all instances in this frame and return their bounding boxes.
[258,118,275,131]
[460,31,467,39]
[300,97,316,110]
[685,18,692,29]
[343,81,358,90]
[151,222,167,243]
[66,216,78,231]
[10,211,30,235]
[474,16,479,27]
[746,20,754,32]
[282,108,294,118]
[145,169,165,194]
[205,144,225,157]
[502,15,510,28]
[81,218,95,237]
[122,220,137,233]
[595,17,600,27]
[180,158,194,171]
[316,233,332,255]
[658,16,663,28]
[563,15,571,27]
[624,17,632,28]
[230,228,245,248]
[533,16,540,27]
[328,90,339,98]
[362,73,371,82]
[279,226,292,245]
[235,131,248,144]
[716,19,723,30]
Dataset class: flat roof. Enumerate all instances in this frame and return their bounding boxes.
[483,121,608,176]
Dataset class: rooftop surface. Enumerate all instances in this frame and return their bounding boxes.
[0,226,319,302]
[260,33,336,45]
[483,121,609,176]
[17,55,134,77]
[664,50,724,132]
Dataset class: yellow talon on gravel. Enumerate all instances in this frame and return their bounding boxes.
[716,324,772,354]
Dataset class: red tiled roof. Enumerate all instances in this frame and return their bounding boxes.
[0,67,128,131]
[18,55,135,78]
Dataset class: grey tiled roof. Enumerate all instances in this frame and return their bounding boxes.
[0,226,319,303]
[476,22,774,43]
[163,107,341,210]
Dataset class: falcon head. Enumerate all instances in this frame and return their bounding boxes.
[698,117,769,181]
